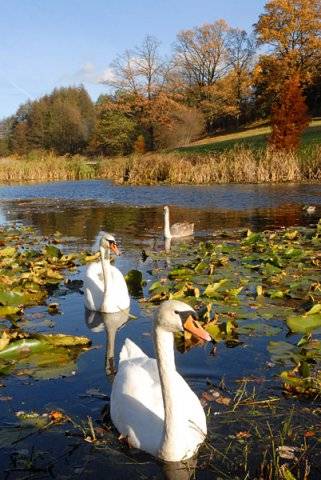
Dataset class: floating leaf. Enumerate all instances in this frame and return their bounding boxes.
[204,279,228,297]
[44,244,62,259]
[0,246,16,257]
[0,306,21,317]
[168,267,193,279]
[287,313,321,334]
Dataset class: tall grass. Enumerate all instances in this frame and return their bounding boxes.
[98,145,321,184]
[0,151,97,183]
[1,146,321,185]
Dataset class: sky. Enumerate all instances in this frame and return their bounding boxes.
[0,0,266,119]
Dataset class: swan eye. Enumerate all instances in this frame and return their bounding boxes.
[175,310,198,327]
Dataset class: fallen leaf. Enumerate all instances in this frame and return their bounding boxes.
[304,431,316,438]
[49,410,64,422]
[236,431,251,439]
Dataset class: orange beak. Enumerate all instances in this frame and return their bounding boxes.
[183,315,211,342]
[111,243,120,256]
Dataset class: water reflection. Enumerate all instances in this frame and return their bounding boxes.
[0,182,320,247]
[84,309,130,378]
[162,457,197,480]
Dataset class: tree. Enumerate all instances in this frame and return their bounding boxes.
[104,36,177,150]
[90,108,138,156]
[269,73,310,150]
[174,20,230,88]
[255,0,321,72]
[226,29,256,124]
[8,86,96,155]
[254,0,321,109]
[155,106,205,148]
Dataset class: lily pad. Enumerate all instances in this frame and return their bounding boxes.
[287,313,321,334]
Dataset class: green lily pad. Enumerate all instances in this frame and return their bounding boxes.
[44,244,62,258]
[0,306,21,317]
[204,279,228,297]
[287,313,321,334]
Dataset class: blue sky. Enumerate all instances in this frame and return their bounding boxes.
[0,0,266,119]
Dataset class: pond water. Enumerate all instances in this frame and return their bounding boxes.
[1,180,321,480]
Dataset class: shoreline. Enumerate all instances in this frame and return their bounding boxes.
[0,146,321,185]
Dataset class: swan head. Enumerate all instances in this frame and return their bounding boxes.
[164,206,169,215]
[156,300,211,341]
[99,232,120,256]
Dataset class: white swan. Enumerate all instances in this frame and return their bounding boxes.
[111,300,211,462]
[164,206,194,239]
[303,205,316,214]
[84,233,130,313]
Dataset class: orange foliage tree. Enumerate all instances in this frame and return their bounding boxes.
[254,0,321,112]
[269,74,310,150]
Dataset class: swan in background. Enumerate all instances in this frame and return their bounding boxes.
[111,300,211,462]
[84,233,130,313]
[164,206,194,239]
[85,309,130,377]
[303,205,316,214]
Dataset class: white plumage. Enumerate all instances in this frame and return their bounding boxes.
[84,233,130,313]
[163,206,194,239]
[111,300,210,462]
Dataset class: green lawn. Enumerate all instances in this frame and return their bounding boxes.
[176,119,321,155]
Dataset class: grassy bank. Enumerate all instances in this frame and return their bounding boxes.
[176,118,321,155]
[1,140,321,186]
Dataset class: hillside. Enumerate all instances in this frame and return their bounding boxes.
[176,118,321,155]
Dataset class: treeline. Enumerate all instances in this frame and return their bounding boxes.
[1,0,321,157]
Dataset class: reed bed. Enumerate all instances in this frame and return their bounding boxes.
[1,146,321,184]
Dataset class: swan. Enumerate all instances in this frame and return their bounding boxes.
[164,206,194,239]
[111,300,211,462]
[303,205,316,214]
[83,233,130,313]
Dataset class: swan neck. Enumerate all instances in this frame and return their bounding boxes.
[154,326,182,460]
[164,210,171,239]
[100,246,111,308]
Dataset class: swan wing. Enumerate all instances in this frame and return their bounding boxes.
[170,222,194,238]
[111,339,206,459]
[105,265,130,312]
[83,261,104,311]
[83,263,130,313]
[119,338,148,362]
[111,344,164,456]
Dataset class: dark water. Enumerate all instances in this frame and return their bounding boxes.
[0,180,321,479]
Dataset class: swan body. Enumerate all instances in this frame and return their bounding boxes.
[84,233,130,313]
[164,206,194,239]
[304,205,316,214]
[111,300,210,462]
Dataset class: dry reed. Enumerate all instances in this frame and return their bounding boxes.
[1,146,321,185]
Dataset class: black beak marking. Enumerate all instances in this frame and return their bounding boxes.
[175,310,198,327]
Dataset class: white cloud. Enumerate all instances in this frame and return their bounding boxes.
[61,63,115,85]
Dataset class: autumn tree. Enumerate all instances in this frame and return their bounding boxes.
[226,29,256,124]
[174,20,230,88]
[254,0,321,110]
[269,74,310,150]
[104,35,174,150]
[8,86,96,155]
